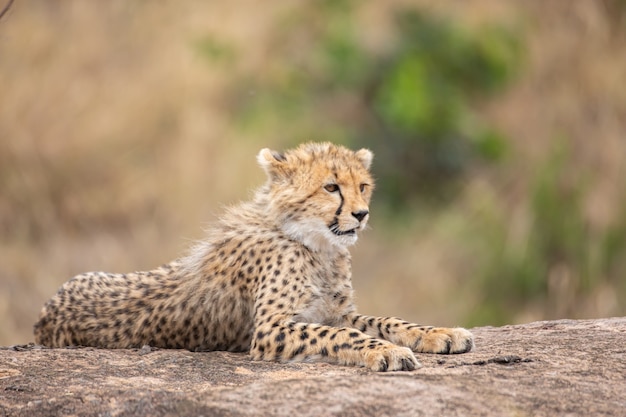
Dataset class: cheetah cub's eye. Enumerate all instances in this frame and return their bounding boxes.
[359,183,367,193]
[324,184,340,193]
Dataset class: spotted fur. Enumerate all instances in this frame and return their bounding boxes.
[34,142,474,371]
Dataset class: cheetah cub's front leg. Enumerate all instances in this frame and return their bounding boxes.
[346,314,475,354]
[250,315,420,372]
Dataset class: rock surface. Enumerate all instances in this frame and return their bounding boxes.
[1,318,625,416]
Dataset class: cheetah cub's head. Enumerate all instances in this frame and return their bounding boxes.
[257,142,374,252]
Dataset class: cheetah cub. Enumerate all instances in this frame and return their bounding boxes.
[34,142,474,371]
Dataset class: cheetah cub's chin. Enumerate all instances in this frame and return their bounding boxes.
[281,217,360,252]
[34,142,474,371]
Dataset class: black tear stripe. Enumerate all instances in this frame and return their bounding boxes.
[335,188,344,216]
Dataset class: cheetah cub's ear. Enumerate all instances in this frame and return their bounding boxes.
[355,148,373,170]
[257,148,289,180]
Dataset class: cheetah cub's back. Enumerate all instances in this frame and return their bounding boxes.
[34,142,473,371]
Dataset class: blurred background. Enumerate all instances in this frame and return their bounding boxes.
[1,0,625,346]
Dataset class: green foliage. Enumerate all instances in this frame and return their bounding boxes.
[363,11,520,205]
[225,4,522,208]
[468,143,626,325]
[195,35,236,64]
[531,145,588,277]
[375,12,520,136]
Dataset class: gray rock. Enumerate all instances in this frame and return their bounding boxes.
[1,318,625,416]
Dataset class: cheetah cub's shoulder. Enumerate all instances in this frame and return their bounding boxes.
[34,142,474,371]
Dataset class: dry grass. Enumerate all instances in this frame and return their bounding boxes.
[1,0,625,345]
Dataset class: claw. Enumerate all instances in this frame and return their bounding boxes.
[440,339,452,354]
[453,337,474,354]
[401,358,415,371]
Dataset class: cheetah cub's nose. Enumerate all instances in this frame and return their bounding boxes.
[352,210,369,222]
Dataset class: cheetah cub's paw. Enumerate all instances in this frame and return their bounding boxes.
[363,344,421,372]
[412,327,474,354]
